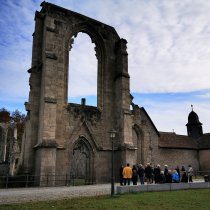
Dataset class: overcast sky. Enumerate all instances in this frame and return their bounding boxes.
[1,0,210,135]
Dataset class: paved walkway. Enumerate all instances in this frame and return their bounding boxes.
[0,180,205,205]
[0,184,112,204]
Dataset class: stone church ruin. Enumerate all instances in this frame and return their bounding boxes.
[21,2,210,186]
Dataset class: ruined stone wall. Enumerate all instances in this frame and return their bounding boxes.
[23,2,206,186]
[24,2,135,184]
[131,105,160,166]
[199,150,210,171]
[155,148,199,171]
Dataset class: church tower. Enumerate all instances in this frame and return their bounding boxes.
[186,105,203,139]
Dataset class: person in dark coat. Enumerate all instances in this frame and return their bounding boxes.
[154,164,161,184]
[181,165,186,173]
[165,170,172,183]
[132,165,138,185]
[119,165,124,186]
[145,163,153,184]
[181,171,188,183]
[138,164,145,185]
[164,165,169,177]
[159,171,166,184]
[175,165,181,181]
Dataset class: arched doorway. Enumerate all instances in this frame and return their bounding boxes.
[71,137,94,184]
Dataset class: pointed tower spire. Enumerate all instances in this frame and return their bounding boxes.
[186,106,203,139]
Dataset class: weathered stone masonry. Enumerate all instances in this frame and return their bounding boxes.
[22,2,210,186]
[23,1,148,185]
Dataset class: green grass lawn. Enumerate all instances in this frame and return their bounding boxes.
[1,189,210,210]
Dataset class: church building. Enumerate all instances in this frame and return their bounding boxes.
[20,2,210,186]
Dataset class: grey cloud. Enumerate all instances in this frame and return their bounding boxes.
[1,0,210,134]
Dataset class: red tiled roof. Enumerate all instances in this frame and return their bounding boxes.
[159,132,198,149]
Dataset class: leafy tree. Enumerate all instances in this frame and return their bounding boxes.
[0,108,26,162]
[11,110,26,148]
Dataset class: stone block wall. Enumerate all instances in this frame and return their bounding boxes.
[21,2,208,186]
[155,148,199,171]
[199,150,210,171]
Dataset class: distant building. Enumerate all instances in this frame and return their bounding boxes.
[158,108,210,171]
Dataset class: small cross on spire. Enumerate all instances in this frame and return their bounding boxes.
[191,104,193,111]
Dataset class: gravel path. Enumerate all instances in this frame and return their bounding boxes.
[0,180,205,205]
[0,184,112,204]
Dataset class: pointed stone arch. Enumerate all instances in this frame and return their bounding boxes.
[68,119,100,151]
[65,22,108,111]
[24,2,132,185]
[67,32,97,105]
[71,136,95,184]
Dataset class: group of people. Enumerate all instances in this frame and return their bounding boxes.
[119,163,194,186]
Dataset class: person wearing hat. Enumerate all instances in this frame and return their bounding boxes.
[165,170,172,183]
[164,165,169,177]
[154,164,161,184]
[138,164,145,185]
[145,163,153,184]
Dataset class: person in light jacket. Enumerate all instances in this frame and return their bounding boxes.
[188,165,194,182]
[123,163,133,185]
